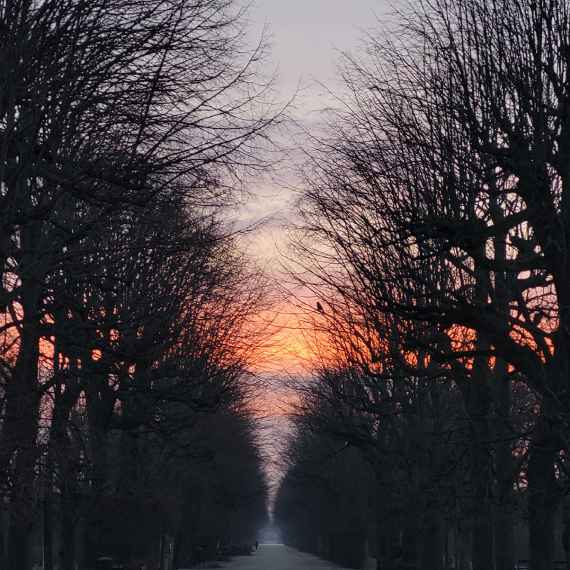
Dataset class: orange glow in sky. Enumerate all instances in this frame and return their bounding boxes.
[251,302,317,376]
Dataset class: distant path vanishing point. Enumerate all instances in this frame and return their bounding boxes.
[220,544,359,570]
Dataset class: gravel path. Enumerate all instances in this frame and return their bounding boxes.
[220,544,356,570]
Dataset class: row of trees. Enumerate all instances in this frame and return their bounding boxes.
[277,1,570,570]
[275,419,373,568]
[0,1,277,569]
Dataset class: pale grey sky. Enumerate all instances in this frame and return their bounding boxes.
[252,0,387,98]
[241,1,392,442]
[237,1,390,266]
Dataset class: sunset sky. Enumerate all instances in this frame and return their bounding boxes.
[239,0,390,374]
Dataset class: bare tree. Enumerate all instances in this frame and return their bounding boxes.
[0,1,280,568]
[288,1,570,569]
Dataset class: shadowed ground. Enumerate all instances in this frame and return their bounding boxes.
[220,544,371,570]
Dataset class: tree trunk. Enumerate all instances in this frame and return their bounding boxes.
[421,507,443,570]
[43,492,54,570]
[467,351,495,570]
[49,351,81,570]
[0,216,44,570]
[401,509,420,569]
[374,473,399,570]
[493,359,515,570]
[0,504,6,570]
[455,521,472,570]
[561,496,570,570]
[84,357,115,568]
[8,519,33,570]
[375,431,400,570]
[470,413,495,570]
[491,207,515,570]
[376,520,400,570]
[160,533,167,570]
[528,414,558,570]
[60,484,77,570]
[465,259,495,570]
[5,309,41,570]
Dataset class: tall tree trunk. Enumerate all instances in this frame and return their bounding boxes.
[43,489,54,570]
[492,216,515,570]
[84,362,114,568]
[468,256,495,570]
[419,379,445,570]
[84,413,108,567]
[468,350,495,570]
[455,520,472,570]
[5,300,41,570]
[375,428,400,570]
[60,483,77,570]
[401,507,420,569]
[421,506,443,570]
[561,496,570,570]
[493,359,515,570]
[528,412,558,570]
[0,503,6,570]
[50,369,81,570]
[375,515,399,570]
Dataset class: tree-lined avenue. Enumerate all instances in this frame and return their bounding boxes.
[220,545,372,570]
